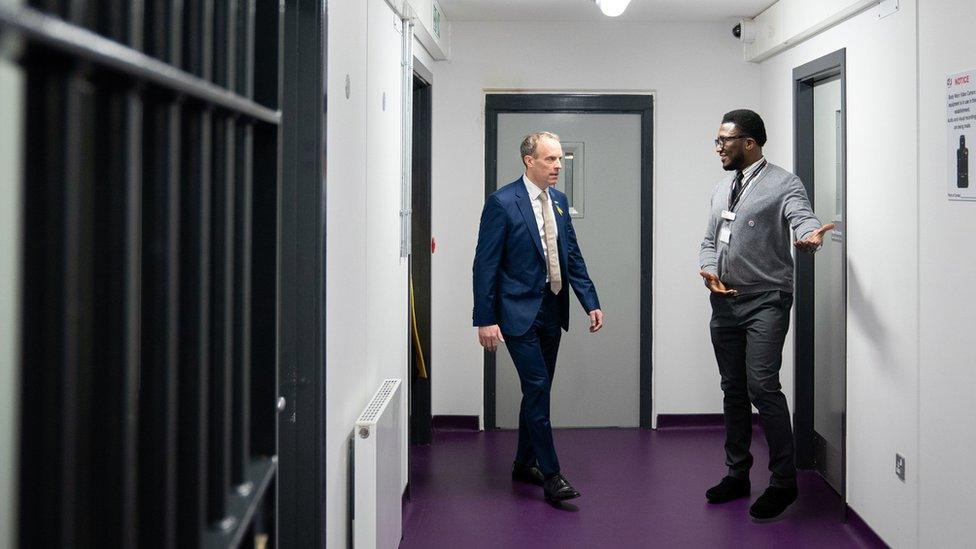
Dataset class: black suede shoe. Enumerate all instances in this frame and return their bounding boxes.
[705,476,751,503]
[543,473,581,502]
[511,461,545,486]
[749,485,798,521]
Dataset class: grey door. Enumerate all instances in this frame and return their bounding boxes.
[812,77,846,491]
[494,112,642,428]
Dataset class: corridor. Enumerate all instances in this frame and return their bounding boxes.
[401,426,884,548]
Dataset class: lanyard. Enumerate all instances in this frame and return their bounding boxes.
[728,159,767,211]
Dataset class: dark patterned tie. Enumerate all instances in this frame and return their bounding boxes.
[730,170,744,208]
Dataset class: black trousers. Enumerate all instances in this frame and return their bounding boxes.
[710,290,797,488]
[503,289,562,476]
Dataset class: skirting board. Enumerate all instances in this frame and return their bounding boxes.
[847,506,887,547]
[656,414,760,428]
[431,415,479,431]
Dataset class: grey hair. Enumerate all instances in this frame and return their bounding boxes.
[520,131,560,165]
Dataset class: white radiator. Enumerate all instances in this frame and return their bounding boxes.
[354,378,403,549]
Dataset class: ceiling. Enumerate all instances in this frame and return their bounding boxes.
[436,0,777,22]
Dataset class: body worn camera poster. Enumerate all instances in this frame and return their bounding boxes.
[948,69,976,200]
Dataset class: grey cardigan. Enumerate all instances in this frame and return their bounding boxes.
[699,162,822,295]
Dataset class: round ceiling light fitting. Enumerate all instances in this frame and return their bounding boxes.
[595,0,632,17]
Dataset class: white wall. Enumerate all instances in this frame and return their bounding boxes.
[757,2,919,546]
[325,0,407,547]
[364,0,410,504]
[429,20,761,420]
[0,9,23,545]
[414,34,435,75]
[743,0,880,62]
[326,1,369,547]
[917,0,976,547]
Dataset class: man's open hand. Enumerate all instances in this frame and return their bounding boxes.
[699,270,738,297]
[589,309,604,333]
[477,325,505,352]
[794,223,836,252]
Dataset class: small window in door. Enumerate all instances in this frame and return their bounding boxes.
[558,141,585,217]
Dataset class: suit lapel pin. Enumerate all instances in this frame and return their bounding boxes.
[556,204,564,216]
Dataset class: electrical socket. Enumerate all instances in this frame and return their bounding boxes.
[895,453,906,482]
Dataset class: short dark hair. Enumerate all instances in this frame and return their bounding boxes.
[722,109,767,146]
[520,131,560,165]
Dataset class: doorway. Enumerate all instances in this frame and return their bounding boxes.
[483,94,654,430]
[793,50,848,507]
[410,63,433,446]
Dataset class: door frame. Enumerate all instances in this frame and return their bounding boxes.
[792,49,847,510]
[278,0,329,545]
[482,93,654,430]
[409,58,433,446]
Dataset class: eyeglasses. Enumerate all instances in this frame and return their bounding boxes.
[713,135,750,148]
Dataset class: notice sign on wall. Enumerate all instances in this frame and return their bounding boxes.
[948,69,976,200]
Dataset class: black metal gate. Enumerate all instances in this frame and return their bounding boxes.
[5,0,290,546]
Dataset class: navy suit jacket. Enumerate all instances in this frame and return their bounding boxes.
[472,178,601,336]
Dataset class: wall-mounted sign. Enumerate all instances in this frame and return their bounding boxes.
[432,0,442,39]
[947,69,976,200]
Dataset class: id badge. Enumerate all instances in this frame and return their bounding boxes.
[718,225,731,244]
[721,210,736,221]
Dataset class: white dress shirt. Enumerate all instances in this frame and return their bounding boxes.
[523,175,559,282]
[740,155,766,181]
[728,156,767,210]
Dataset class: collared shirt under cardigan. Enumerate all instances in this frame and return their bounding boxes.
[699,159,823,295]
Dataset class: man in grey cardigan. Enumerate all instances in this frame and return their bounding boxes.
[699,109,834,521]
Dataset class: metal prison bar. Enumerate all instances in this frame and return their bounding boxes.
[4,1,283,547]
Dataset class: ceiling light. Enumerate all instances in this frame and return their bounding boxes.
[595,0,631,17]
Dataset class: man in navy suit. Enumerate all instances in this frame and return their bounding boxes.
[473,131,604,503]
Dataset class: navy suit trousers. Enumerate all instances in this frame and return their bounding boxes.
[504,288,563,477]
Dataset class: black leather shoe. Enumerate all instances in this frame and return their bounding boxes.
[705,476,751,503]
[511,461,545,486]
[543,473,581,502]
[749,485,798,521]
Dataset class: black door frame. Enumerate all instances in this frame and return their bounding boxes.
[482,93,654,430]
[278,0,329,545]
[409,57,433,446]
[792,48,847,514]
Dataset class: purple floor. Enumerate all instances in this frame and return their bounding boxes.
[401,426,886,549]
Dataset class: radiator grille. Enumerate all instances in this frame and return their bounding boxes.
[357,379,401,425]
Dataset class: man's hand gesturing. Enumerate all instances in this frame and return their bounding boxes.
[794,223,836,252]
[699,270,738,297]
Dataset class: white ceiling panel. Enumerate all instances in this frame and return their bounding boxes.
[437,0,777,22]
